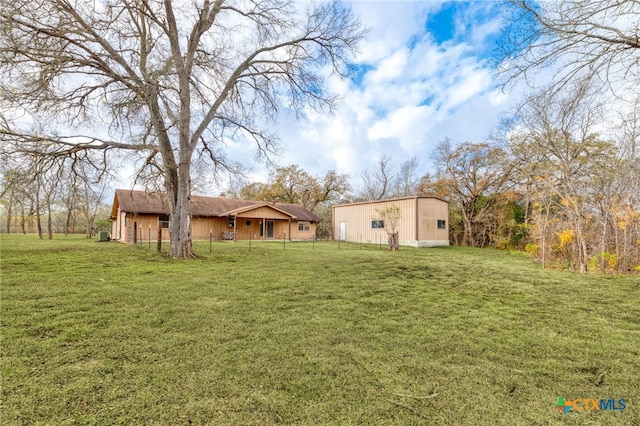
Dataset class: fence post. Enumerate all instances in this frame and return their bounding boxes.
[157,225,162,252]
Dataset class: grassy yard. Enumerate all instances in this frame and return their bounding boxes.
[1,234,639,425]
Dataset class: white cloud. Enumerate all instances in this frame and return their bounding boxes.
[366,49,409,86]
[368,104,435,147]
[221,1,524,191]
[442,63,492,110]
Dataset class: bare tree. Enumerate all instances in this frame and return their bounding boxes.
[0,0,364,257]
[1,136,113,235]
[0,189,12,233]
[70,161,113,238]
[499,0,640,100]
[60,177,80,235]
[1,148,60,239]
[359,155,393,200]
[394,156,420,197]
[0,157,24,233]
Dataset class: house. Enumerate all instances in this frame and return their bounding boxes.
[110,189,320,243]
[331,196,449,247]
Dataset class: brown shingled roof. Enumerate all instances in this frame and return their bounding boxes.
[111,189,168,217]
[276,203,321,222]
[112,189,320,222]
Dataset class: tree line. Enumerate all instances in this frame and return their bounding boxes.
[1,149,112,238]
[1,0,638,271]
[419,93,639,274]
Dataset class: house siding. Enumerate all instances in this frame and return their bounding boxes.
[235,206,291,220]
[114,214,317,242]
[111,209,126,241]
[191,217,233,240]
[122,214,161,244]
[289,221,317,241]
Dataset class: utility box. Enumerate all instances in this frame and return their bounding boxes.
[98,231,109,242]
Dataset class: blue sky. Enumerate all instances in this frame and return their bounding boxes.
[219,0,522,193]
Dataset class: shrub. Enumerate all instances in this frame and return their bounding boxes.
[588,252,618,274]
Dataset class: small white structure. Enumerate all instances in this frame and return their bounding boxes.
[331,196,449,247]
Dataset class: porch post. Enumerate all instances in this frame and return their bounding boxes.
[233,215,237,241]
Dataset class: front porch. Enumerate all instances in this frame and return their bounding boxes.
[216,203,304,241]
[219,203,316,241]
[221,217,290,241]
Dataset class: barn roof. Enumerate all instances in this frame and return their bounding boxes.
[111,189,320,222]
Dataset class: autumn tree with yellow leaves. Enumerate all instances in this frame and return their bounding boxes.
[508,89,639,273]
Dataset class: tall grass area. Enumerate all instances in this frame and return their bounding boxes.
[1,234,639,425]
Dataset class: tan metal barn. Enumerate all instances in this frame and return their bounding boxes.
[110,189,319,244]
[331,196,449,247]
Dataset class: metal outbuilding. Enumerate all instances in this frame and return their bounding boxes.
[332,196,449,247]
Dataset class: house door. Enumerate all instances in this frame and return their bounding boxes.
[267,221,274,239]
[339,222,346,241]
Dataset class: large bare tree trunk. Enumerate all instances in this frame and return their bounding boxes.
[168,193,194,258]
[166,158,195,258]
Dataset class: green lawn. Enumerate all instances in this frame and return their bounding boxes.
[1,234,639,425]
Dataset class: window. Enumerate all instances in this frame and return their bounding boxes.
[372,220,384,229]
[437,219,446,229]
[159,214,170,229]
[298,222,310,231]
[228,217,235,228]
